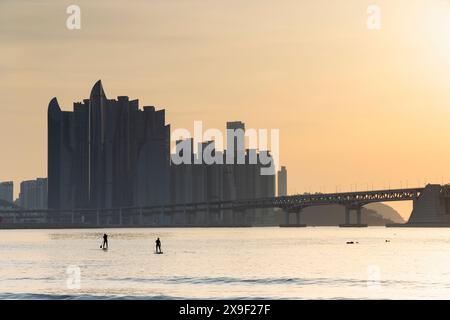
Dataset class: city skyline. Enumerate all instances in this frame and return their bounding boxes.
[40,80,277,227]
[2,1,450,219]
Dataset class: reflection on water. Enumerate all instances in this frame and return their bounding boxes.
[1,227,450,299]
[49,232,162,240]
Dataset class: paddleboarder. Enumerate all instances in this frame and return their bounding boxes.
[101,233,108,249]
[155,237,162,253]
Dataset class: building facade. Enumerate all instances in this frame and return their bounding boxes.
[170,122,276,225]
[48,80,170,211]
[18,178,47,209]
[0,181,13,204]
[277,166,287,196]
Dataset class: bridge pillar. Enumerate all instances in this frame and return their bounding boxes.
[71,211,75,224]
[206,203,211,226]
[180,205,186,225]
[119,208,123,226]
[185,209,191,225]
[164,208,175,226]
[139,207,143,225]
[231,209,247,226]
[356,207,362,225]
[192,210,197,226]
[250,209,256,226]
[96,210,100,226]
[151,210,156,225]
[345,206,350,225]
[219,205,224,224]
[171,209,176,225]
[160,207,165,226]
[340,205,367,227]
[189,206,196,226]
[280,208,306,227]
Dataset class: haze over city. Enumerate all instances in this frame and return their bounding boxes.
[4,0,450,307]
[2,0,450,219]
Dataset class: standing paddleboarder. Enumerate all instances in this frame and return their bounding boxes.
[155,237,162,253]
[101,233,108,249]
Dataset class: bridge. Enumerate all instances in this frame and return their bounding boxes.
[1,186,440,228]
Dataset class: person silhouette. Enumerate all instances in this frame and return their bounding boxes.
[155,237,162,253]
[102,233,108,249]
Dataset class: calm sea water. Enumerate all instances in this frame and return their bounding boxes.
[1,227,450,299]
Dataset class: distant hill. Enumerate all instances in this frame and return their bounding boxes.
[268,202,404,226]
[365,203,405,224]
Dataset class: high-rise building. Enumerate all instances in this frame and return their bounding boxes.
[48,80,170,211]
[277,166,287,196]
[226,121,245,157]
[0,181,13,204]
[170,122,276,225]
[226,121,246,202]
[18,178,47,209]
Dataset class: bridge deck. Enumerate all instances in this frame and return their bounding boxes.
[0,187,425,215]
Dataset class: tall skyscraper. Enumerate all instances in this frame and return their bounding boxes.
[277,166,287,196]
[48,80,170,211]
[0,181,13,204]
[226,121,246,202]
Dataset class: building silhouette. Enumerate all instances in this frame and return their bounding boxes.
[0,181,13,204]
[47,81,279,225]
[170,122,276,225]
[48,80,170,211]
[277,166,287,196]
[17,178,47,209]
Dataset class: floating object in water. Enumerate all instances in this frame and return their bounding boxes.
[346,241,354,244]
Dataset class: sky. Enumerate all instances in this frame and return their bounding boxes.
[1,0,450,219]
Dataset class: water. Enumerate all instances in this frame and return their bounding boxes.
[1,227,450,299]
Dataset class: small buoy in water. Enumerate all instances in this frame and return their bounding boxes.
[385,240,390,243]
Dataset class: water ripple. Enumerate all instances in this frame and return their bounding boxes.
[99,275,419,287]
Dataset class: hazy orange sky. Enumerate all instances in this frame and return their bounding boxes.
[2,0,450,218]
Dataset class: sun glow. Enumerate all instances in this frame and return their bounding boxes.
[423,1,450,62]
